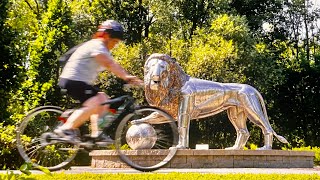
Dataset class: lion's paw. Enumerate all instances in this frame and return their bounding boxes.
[225,146,243,150]
[256,145,272,150]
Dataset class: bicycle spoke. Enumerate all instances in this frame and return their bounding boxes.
[27,146,41,158]
[115,106,178,172]
[16,107,79,171]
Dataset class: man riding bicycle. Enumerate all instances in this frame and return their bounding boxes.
[55,20,143,142]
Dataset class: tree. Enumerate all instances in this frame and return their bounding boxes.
[229,0,283,31]
[187,14,253,82]
[271,69,320,147]
[1,0,78,169]
[0,0,24,123]
[8,0,75,120]
[173,0,216,39]
[263,0,320,66]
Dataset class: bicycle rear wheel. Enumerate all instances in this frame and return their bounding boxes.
[115,106,178,172]
[16,106,79,171]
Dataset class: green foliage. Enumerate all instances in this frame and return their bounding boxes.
[187,14,252,83]
[7,0,75,121]
[19,163,33,176]
[244,143,258,150]
[173,0,216,38]
[83,0,153,44]
[0,162,52,180]
[0,170,17,180]
[0,123,23,169]
[229,0,283,31]
[260,65,320,148]
[112,43,145,79]
[282,146,320,166]
[2,0,77,169]
[107,143,131,150]
[29,0,74,82]
[163,38,191,69]
[19,162,52,177]
[0,0,25,123]
[245,41,287,92]
[68,0,104,40]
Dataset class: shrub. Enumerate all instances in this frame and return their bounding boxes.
[282,146,320,165]
[0,123,23,169]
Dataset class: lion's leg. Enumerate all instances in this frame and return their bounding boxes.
[225,106,249,150]
[176,113,190,149]
[246,116,273,150]
[241,93,274,150]
[176,95,193,149]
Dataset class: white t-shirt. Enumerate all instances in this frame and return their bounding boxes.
[60,39,111,85]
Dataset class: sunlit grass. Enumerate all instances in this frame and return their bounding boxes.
[16,172,320,180]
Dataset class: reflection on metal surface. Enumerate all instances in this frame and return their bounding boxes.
[143,53,288,150]
[126,123,157,149]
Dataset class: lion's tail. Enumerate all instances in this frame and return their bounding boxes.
[255,90,289,144]
[273,132,289,144]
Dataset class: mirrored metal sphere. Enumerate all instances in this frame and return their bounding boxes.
[126,123,157,150]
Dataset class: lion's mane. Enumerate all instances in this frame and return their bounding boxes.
[144,53,188,118]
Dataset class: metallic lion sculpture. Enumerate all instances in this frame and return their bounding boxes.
[140,53,288,150]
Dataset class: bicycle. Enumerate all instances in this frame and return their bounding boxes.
[16,93,179,172]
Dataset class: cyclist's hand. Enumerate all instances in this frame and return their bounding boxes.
[125,75,144,86]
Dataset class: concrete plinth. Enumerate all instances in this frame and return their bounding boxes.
[89,149,314,168]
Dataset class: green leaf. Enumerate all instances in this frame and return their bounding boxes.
[19,163,32,176]
[37,166,52,176]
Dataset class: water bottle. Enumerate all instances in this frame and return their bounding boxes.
[98,110,116,130]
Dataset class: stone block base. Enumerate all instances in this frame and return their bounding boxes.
[89,149,314,168]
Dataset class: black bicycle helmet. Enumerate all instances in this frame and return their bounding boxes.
[97,20,124,40]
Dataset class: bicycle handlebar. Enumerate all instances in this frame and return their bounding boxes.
[100,83,143,106]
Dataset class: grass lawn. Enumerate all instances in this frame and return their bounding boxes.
[8,172,320,180]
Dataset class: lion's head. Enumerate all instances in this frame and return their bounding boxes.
[144,53,188,118]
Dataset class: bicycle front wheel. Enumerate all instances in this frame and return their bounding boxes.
[16,106,79,171]
[115,106,178,172]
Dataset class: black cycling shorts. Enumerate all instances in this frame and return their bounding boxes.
[58,78,100,104]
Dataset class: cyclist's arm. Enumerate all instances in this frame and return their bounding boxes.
[95,54,131,81]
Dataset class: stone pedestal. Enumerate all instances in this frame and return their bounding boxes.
[89,149,314,168]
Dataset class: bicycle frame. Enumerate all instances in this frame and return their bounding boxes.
[96,95,136,140]
[51,95,137,149]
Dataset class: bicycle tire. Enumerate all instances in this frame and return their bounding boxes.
[115,106,178,172]
[16,106,79,171]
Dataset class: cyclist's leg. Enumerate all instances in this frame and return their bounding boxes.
[88,94,115,143]
[58,93,108,130]
[87,92,109,137]
[56,79,108,137]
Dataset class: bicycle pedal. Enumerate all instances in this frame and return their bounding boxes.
[79,141,95,148]
[95,141,114,146]
[55,137,81,145]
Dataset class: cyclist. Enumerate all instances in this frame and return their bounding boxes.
[55,20,143,142]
